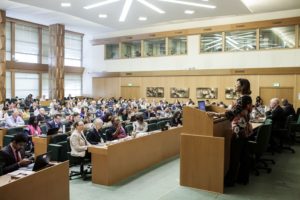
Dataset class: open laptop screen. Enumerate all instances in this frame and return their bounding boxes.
[198,101,206,111]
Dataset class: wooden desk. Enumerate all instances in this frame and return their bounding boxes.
[32,136,52,156]
[0,128,7,149]
[88,127,183,185]
[0,161,69,200]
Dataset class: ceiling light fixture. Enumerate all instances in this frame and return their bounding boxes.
[99,14,108,18]
[137,0,165,14]
[184,10,195,14]
[119,0,134,22]
[84,0,120,10]
[159,0,216,9]
[61,2,71,7]
[138,17,147,21]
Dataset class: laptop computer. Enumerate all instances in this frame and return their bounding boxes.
[47,127,59,135]
[198,101,206,111]
[32,152,53,171]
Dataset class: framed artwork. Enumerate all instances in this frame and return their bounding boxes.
[196,88,218,99]
[225,88,238,99]
[170,87,189,98]
[146,87,164,97]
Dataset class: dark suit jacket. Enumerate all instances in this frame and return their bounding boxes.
[47,120,62,129]
[266,106,286,130]
[283,103,296,119]
[86,128,106,144]
[0,145,25,175]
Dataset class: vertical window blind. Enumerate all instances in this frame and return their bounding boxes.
[42,28,49,64]
[42,73,49,99]
[64,74,82,97]
[64,32,82,67]
[6,71,11,99]
[5,22,11,61]
[15,73,39,98]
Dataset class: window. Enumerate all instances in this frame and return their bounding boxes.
[65,32,82,67]
[5,22,11,61]
[6,71,11,99]
[200,33,223,53]
[42,73,49,99]
[121,41,141,58]
[105,44,120,59]
[15,73,39,98]
[42,28,49,64]
[64,74,82,97]
[168,36,187,55]
[143,38,166,57]
[225,30,256,51]
[15,24,39,63]
[259,26,295,49]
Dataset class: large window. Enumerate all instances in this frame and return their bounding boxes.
[42,73,49,99]
[15,73,39,98]
[5,22,11,61]
[143,38,166,57]
[168,36,187,55]
[15,24,39,63]
[260,26,295,49]
[64,74,82,97]
[121,41,141,58]
[65,32,82,67]
[105,44,120,59]
[200,33,223,53]
[42,28,49,64]
[6,71,11,99]
[225,30,256,51]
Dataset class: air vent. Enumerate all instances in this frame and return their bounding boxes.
[273,21,282,25]
[234,70,245,73]
[175,31,182,34]
[126,36,133,40]
[203,28,212,31]
[149,34,156,37]
[236,25,245,28]
[125,73,132,76]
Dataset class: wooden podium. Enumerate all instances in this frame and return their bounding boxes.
[180,106,231,193]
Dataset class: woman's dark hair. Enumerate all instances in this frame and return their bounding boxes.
[28,116,38,127]
[237,78,251,95]
[136,114,144,122]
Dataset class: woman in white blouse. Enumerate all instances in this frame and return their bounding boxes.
[133,115,148,133]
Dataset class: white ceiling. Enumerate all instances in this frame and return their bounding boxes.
[0,0,300,36]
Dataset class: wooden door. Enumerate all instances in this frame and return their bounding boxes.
[121,86,140,99]
[259,87,294,105]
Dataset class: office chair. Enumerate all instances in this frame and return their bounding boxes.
[147,123,158,132]
[276,115,295,153]
[249,124,272,176]
[67,137,91,180]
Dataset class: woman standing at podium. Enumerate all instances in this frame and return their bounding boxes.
[210,78,253,187]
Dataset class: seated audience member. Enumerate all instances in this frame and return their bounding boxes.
[5,109,25,127]
[70,121,91,159]
[24,94,33,107]
[37,108,48,123]
[281,99,296,119]
[0,133,32,174]
[0,106,9,120]
[107,117,127,140]
[22,106,31,121]
[266,98,286,131]
[87,118,105,144]
[102,112,113,127]
[88,100,97,113]
[118,108,128,121]
[133,115,148,133]
[143,107,156,119]
[26,116,42,136]
[171,111,182,126]
[30,101,39,116]
[47,114,62,129]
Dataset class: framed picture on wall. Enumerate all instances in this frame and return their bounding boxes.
[170,88,189,98]
[196,88,218,99]
[225,88,238,99]
[146,87,164,97]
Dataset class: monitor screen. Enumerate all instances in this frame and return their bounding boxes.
[198,101,206,111]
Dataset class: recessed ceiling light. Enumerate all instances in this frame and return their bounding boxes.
[99,14,108,18]
[137,0,165,14]
[119,0,133,22]
[158,0,216,9]
[184,10,195,14]
[84,0,120,9]
[61,2,71,7]
[138,17,147,21]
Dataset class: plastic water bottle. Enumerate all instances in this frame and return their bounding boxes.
[62,124,66,134]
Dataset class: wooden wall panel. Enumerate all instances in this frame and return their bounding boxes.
[93,73,300,108]
[0,10,6,103]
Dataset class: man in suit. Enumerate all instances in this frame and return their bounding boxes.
[0,134,32,175]
[47,114,62,129]
[281,99,296,119]
[266,98,286,131]
[87,118,106,144]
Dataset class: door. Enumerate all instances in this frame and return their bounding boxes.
[121,86,140,99]
[259,87,294,105]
